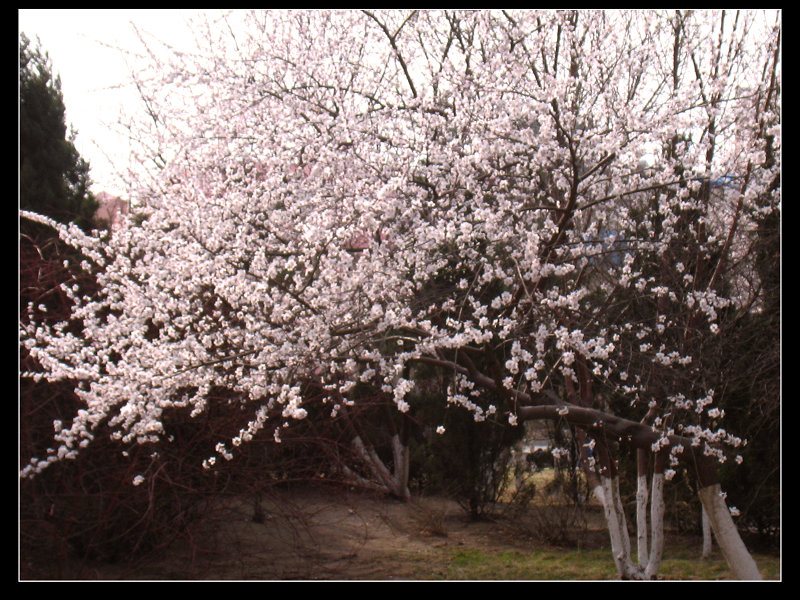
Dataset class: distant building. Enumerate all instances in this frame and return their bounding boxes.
[94,192,129,229]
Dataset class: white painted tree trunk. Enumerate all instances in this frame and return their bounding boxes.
[390,433,411,499]
[636,473,649,566]
[643,472,665,579]
[698,484,762,580]
[701,504,713,558]
[515,408,762,580]
[598,471,666,580]
[600,475,641,579]
[591,482,605,507]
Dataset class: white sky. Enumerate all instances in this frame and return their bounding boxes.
[19,9,209,197]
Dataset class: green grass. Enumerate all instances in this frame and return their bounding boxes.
[475,467,781,580]
[391,544,780,580]
[444,547,618,580]
[385,467,780,580]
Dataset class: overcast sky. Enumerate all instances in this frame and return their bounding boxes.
[19,9,207,197]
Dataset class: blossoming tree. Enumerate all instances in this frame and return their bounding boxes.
[20,10,779,579]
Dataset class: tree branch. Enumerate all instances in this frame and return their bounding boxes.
[362,10,418,99]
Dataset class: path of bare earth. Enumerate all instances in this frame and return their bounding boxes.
[83,486,606,580]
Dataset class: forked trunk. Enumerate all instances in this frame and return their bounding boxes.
[598,475,640,579]
[595,470,666,580]
[349,433,411,500]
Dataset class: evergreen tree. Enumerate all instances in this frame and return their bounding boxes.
[19,33,97,231]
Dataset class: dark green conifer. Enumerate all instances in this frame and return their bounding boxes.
[20,32,98,231]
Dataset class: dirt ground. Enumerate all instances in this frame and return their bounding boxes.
[23,483,781,581]
[46,486,611,580]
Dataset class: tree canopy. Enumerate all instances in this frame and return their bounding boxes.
[19,10,779,579]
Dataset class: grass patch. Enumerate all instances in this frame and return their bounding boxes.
[392,545,780,580]
[445,547,618,580]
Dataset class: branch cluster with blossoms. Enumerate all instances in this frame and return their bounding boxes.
[20,10,779,481]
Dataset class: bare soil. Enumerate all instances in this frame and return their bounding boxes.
[47,485,612,580]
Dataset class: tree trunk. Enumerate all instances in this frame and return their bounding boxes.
[636,454,649,566]
[643,471,665,579]
[336,404,411,500]
[698,484,762,579]
[595,467,666,579]
[701,504,713,558]
[350,433,411,500]
[599,475,642,579]
[636,407,659,569]
[390,432,411,500]
[515,403,760,580]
